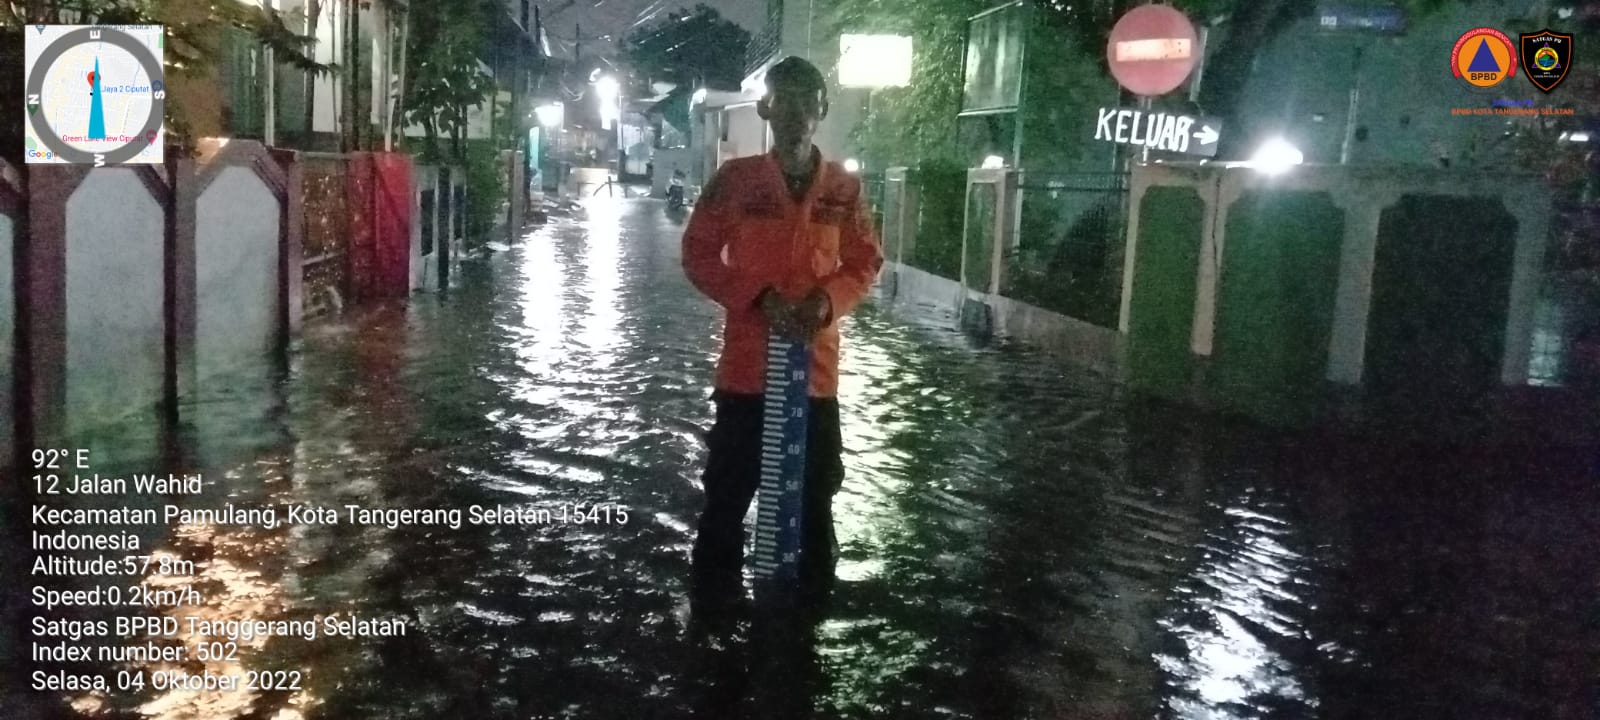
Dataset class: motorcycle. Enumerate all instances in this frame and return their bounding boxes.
[666,169,687,210]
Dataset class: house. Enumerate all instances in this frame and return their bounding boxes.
[688,0,869,186]
[216,0,546,153]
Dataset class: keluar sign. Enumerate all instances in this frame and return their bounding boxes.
[1093,107,1222,158]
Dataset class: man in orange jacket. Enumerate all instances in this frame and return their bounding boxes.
[682,56,884,617]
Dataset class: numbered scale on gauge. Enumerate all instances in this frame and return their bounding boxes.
[752,333,811,598]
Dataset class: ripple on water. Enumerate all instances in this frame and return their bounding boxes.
[28,201,1597,720]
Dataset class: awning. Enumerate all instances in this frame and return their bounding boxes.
[648,88,693,134]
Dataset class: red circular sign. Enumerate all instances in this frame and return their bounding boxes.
[1106,5,1200,96]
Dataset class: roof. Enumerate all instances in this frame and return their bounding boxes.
[647,87,693,130]
[697,87,762,109]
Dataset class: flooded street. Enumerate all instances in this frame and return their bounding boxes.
[7,196,1598,720]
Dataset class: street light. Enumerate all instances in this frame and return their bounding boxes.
[1249,137,1304,175]
[839,34,914,88]
[534,102,564,128]
[595,75,620,131]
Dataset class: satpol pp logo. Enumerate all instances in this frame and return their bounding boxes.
[1519,29,1573,93]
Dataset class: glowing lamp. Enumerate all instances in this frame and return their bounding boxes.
[839,34,914,88]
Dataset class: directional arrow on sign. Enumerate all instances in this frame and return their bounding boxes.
[1093,107,1224,158]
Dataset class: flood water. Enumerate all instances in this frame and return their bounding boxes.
[4,197,1597,720]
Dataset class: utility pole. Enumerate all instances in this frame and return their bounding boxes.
[353,0,364,150]
[262,0,276,146]
[264,50,276,146]
[1339,44,1364,165]
[304,0,323,146]
[343,0,363,151]
[340,0,352,152]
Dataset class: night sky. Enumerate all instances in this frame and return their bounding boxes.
[540,0,768,60]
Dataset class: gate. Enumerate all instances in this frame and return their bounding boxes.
[301,152,350,317]
[1006,171,1129,327]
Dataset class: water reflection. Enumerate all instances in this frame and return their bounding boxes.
[5,198,1595,720]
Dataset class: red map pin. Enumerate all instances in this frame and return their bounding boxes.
[87,72,95,86]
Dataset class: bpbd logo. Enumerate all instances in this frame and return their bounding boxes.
[1452,27,1518,91]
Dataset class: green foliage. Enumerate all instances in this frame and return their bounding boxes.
[1019,6,1123,170]
[622,4,751,92]
[1008,190,1123,326]
[830,0,987,169]
[906,159,968,280]
[402,0,498,162]
[462,139,504,244]
[4,1,327,71]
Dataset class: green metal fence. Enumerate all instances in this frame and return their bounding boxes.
[1004,171,1129,327]
[861,172,886,234]
[906,165,967,281]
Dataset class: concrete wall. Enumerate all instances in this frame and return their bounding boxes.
[989,291,1123,374]
[886,261,1123,372]
[412,165,464,292]
[887,262,966,315]
[726,104,767,161]
[196,166,281,381]
[412,165,436,292]
[65,169,165,434]
[1120,163,1549,388]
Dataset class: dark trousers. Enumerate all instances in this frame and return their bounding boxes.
[691,391,844,608]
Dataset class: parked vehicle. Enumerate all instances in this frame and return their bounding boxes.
[666,169,687,210]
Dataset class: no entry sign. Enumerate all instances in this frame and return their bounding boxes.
[1107,5,1200,96]
[1093,107,1222,157]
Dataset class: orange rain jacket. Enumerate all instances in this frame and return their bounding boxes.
[683,149,884,398]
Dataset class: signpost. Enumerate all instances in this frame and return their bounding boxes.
[1093,107,1223,158]
[1106,5,1201,96]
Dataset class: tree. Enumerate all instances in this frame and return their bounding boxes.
[830,0,988,169]
[400,0,497,161]
[622,4,751,92]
